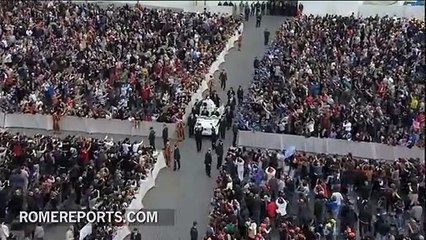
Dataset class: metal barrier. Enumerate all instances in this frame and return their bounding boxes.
[238,131,425,161]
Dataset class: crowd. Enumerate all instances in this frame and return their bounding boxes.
[0,1,241,123]
[0,130,157,240]
[238,15,425,147]
[206,147,425,240]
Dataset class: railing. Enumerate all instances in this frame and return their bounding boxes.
[238,131,425,162]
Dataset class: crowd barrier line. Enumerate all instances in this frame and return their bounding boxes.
[237,131,425,162]
[79,152,167,240]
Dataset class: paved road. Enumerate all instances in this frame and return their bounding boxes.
[132,16,284,240]
[10,15,285,240]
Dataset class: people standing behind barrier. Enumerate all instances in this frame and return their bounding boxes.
[239,16,426,148]
[149,127,156,150]
[0,131,158,239]
[206,147,426,240]
[0,2,243,126]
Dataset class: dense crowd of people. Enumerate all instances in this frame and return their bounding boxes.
[0,131,157,240]
[0,1,241,123]
[238,15,425,147]
[206,147,425,240]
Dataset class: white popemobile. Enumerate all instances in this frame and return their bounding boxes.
[194,97,225,136]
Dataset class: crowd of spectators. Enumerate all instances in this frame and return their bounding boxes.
[206,147,424,240]
[0,130,157,240]
[0,1,241,123]
[238,14,425,147]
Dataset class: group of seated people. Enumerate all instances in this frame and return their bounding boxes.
[206,147,425,240]
[0,1,241,123]
[238,14,425,147]
[0,131,157,240]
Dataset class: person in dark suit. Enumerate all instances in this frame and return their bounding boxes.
[204,149,212,177]
[264,28,270,45]
[190,221,198,240]
[187,113,196,138]
[215,140,224,169]
[148,127,156,150]
[195,123,203,152]
[130,228,142,240]
[232,123,239,146]
[219,69,227,90]
[211,126,217,150]
[162,124,168,148]
[219,117,226,139]
[173,144,181,171]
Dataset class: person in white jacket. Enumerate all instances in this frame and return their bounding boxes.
[276,196,288,217]
[65,225,74,240]
[0,222,9,240]
[236,157,245,181]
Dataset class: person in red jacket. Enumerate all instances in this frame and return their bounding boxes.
[266,199,278,226]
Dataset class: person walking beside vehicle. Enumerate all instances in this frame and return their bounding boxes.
[173,144,181,171]
[162,124,169,148]
[205,149,212,177]
[149,127,156,150]
[195,123,203,152]
[216,140,224,169]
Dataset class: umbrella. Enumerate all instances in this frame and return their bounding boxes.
[282,146,296,159]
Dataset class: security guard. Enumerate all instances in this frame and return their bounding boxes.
[219,117,226,139]
[162,124,168,148]
[211,125,217,150]
[187,113,196,138]
[195,123,203,152]
[232,122,239,146]
[149,127,156,150]
[215,140,224,169]
[173,144,181,171]
[204,148,212,177]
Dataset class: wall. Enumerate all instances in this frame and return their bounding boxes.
[299,1,363,16]
[299,0,425,19]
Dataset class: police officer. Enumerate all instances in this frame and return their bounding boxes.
[215,140,224,169]
[219,117,226,139]
[162,124,168,148]
[211,125,217,150]
[232,122,239,146]
[195,123,203,152]
[173,144,181,171]
[204,149,212,177]
[149,127,156,150]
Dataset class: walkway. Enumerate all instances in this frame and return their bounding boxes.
[134,16,284,240]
